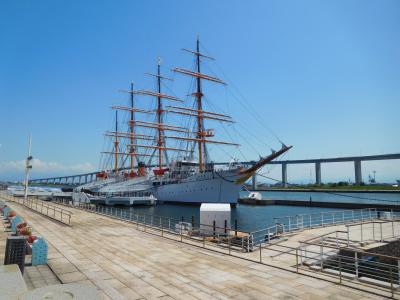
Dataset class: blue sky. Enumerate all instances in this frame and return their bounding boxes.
[0,0,399,183]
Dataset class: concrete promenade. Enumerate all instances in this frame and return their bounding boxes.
[1,200,395,299]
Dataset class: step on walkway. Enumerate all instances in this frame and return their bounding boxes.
[2,200,393,300]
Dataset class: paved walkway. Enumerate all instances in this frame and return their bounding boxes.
[0,215,61,291]
[2,200,394,299]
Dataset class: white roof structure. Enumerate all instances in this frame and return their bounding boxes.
[200,203,230,212]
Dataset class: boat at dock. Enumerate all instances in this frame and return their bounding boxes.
[240,191,262,201]
[7,186,55,200]
[90,192,156,206]
[73,38,291,205]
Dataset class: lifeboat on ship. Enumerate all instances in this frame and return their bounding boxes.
[96,171,108,179]
[124,170,137,178]
[153,168,169,176]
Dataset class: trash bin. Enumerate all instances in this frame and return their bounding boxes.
[4,236,26,273]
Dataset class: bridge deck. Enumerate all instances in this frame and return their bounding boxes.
[29,152,400,185]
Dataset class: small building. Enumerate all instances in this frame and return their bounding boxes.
[200,203,231,235]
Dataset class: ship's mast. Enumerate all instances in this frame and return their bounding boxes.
[156,60,164,170]
[110,62,190,173]
[106,73,188,175]
[141,58,179,172]
[195,38,205,171]
[173,38,232,172]
[129,82,135,172]
[114,110,119,175]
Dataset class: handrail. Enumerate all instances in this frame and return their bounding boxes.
[247,208,400,248]
[296,238,400,296]
[346,219,400,228]
[0,192,72,226]
[274,208,377,220]
[302,230,349,244]
[301,239,400,260]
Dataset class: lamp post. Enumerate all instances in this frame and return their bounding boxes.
[23,135,33,205]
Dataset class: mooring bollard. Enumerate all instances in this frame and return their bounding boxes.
[235,219,238,236]
[224,220,227,234]
[213,220,216,238]
[180,217,183,242]
[355,252,359,278]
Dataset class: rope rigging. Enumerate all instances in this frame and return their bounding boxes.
[200,42,286,146]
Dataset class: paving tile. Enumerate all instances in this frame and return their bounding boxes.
[118,287,144,300]
[58,270,88,283]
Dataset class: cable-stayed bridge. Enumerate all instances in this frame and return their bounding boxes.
[28,153,400,188]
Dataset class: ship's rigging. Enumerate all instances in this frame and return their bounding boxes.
[99,38,290,180]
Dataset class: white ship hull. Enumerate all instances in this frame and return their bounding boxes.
[153,168,242,204]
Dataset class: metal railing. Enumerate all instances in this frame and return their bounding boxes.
[296,239,400,297]
[274,208,379,231]
[345,220,400,245]
[299,220,400,249]
[1,193,72,226]
[246,208,397,248]
[56,201,253,252]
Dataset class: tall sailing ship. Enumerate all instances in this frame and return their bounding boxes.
[74,38,291,204]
